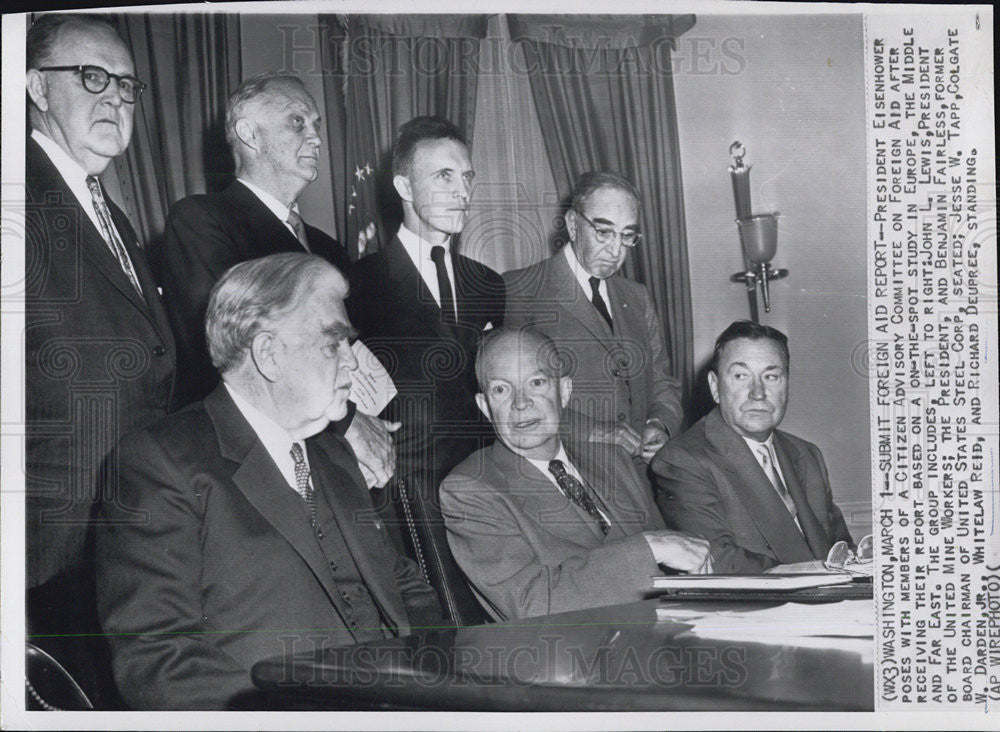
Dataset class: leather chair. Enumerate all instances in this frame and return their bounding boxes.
[25,642,93,711]
[391,474,491,628]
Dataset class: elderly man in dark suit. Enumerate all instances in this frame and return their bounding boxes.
[97,253,442,710]
[158,71,394,487]
[652,321,854,574]
[348,116,505,487]
[504,172,683,464]
[440,327,710,621]
[24,14,176,703]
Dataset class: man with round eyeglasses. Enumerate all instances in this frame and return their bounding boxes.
[504,171,683,469]
[24,14,176,707]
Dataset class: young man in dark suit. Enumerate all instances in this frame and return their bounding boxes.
[348,116,506,487]
[96,254,441,709]
[24,14,176,704]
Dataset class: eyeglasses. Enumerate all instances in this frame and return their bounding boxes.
[38,64,146,104]
[574,209,641,248]
[824,534,873,575]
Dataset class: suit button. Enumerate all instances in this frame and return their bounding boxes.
[152,345,165,357]
[329,561,338,572]
[612,369,623,378]
[617,412,627,421]
[341,590,350,600]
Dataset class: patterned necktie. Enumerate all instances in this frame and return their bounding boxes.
[85,175,144,297]
[757,445,798,523]
[548,459,610,535]
[286,210,311,252]
[430,245,457,325]
[290,442,317,524]
[588,276,613,330]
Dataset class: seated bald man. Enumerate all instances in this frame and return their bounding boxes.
[440,326,710,621]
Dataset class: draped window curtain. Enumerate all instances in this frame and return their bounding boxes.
[509,14,697,414]
[109,13,241,262]
[318,14,486,258]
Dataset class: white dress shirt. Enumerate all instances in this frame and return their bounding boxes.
[526,442,612,526]
[397,224,458,318]
[236,178,305,247]
[32,129,104,234]
[743,433,803,531]
[564,243,611,321]
[225,382,312,495]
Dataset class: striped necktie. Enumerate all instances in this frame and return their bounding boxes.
[86,175,144,297]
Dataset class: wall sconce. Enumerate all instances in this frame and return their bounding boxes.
[728,141,788,318]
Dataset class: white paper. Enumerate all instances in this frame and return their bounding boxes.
[348,339,397,416]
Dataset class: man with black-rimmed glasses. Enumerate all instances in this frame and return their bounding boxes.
[24,13,176,706]
[504,171,683,467]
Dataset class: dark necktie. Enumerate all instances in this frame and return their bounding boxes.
[758,444,830,558]
[86,175,144,297]
[286,210,311,252]
[548,459,610,535]
[588,276,613,330]
[290,442,317,525]
[430,245,457,325]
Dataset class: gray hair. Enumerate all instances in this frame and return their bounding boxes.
[570,171,641,214]
[224,71,307,156]
[205,252,346,374]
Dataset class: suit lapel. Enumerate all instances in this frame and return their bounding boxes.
[225,182,305,255]
[567,438,650,540]
[385,236,456,342]
[606,276,643,339]
[490,442,606,546]
[205,388,342,608]
[703,409,813,563]
[307,438,410,632]
[547,251,616,347]
[773,433,831,558]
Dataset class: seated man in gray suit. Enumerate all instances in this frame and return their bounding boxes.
[504,172,683,463]
[652,321,854,574]
[440,327,710,621]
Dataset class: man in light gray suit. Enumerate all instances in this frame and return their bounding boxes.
[504,172,682,464]
[440,327,710,621]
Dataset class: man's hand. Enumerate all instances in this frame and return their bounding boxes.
[344,412,400,487]
[643,530,713,574]
[639,422,669,463]
[588,422,642,456]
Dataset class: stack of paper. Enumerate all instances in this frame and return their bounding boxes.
[651,573,854,591]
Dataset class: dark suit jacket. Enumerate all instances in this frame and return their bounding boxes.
[158,181,350,406]
[440,437,665,620]
[348,235,505,485]
[25,136,176,589]
[652,408,853,574]
[96,386,441,710]
[504,250,683,438]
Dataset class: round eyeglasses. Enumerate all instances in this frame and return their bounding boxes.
[38,64,146,104]
[574,209,641,248]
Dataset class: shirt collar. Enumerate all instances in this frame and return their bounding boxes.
[563,243,608,301]
[32,129,92,185]
[237,177,298,223]
[224,381,299,466]
[742,433,777,462]
[524,442,572,478]
[398,224,450,262]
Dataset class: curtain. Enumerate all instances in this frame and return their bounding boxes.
[319,14,487,258]
[109,13,241,262]
[509,14,697,414]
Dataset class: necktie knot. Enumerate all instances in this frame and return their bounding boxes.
[430,245,447,265]
[588,276,613,329]
[286,210,310,251]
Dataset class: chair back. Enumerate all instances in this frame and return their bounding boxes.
[25,642,94,711]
